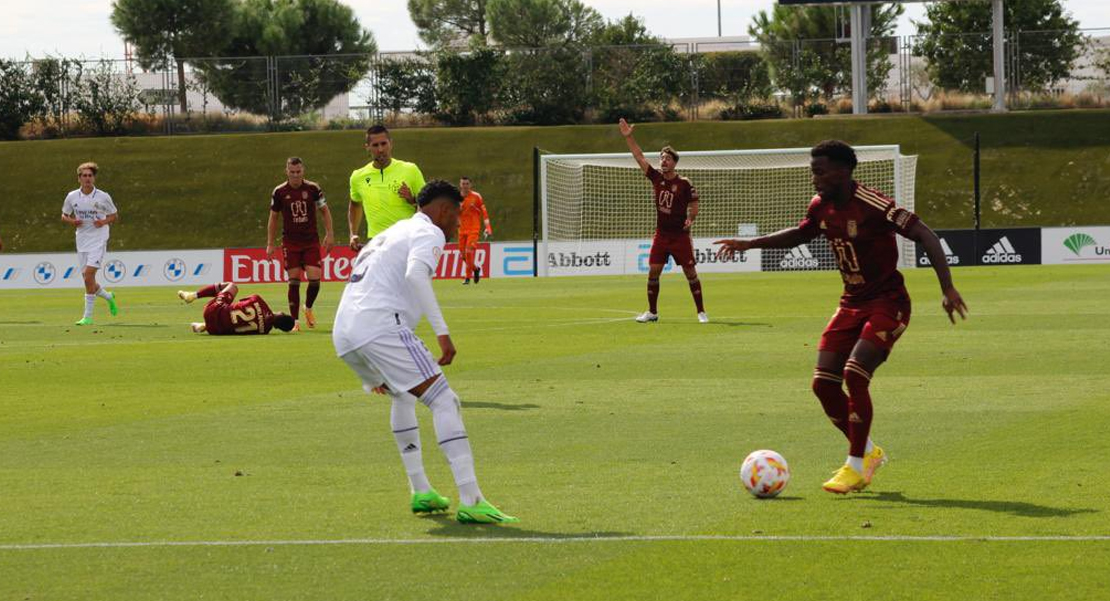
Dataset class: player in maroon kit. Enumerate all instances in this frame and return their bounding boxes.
[178,282,295,335]
[266,157,335,331]
[619,118,708,324]
[715,140,967,494]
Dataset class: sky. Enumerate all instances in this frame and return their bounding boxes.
[2,0,1108,59]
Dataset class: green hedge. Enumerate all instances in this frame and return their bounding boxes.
[2,109,1109,252]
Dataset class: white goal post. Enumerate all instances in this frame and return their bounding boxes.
[537,145,918,276]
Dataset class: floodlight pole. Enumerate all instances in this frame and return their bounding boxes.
[992,0,1006,112]
[717,0,722,37]
[850,3,869,115]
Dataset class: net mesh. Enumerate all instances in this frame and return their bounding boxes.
[541,147,917,270]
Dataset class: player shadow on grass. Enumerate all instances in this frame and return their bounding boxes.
[421,514,631,539]
[462,402,541,411]
[704,321,772,328]
[858,491,1098,518]
[101,323,170,328]
[0,320,41,324]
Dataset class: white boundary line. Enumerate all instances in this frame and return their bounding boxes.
[2,534,1108,551]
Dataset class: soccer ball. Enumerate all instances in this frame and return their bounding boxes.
[740,450,790,498]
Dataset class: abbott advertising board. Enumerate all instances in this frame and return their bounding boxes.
[1042,226,1110,264]
[0,250,222,290]
[543,238,760,276]
[225,243,491,283]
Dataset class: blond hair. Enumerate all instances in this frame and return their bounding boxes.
[77,162,99,176]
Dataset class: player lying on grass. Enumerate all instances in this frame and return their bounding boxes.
[177,283,296,335]
[332,179,518,524]
[715,140,968,495]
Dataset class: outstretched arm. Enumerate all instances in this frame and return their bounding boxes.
[904,220,968,323]
[266,211,280,258]
[619,118,652,175]
[714,227,815,258]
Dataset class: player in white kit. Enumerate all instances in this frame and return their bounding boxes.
[61,162,119,326]
[333,179,518,524]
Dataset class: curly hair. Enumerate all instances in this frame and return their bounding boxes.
[416,179,463,207]
[811,140,858,171]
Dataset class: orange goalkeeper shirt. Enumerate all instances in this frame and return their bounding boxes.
[459,191,489,235]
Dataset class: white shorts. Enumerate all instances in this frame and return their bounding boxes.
[340,326,442,394]
[77,246,107,269]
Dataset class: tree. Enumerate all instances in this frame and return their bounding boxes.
[914,0,1082,93]
[749,4,901,106]
[408,0,490,48]
[110,0,235,113]
[586,15,691,122]
[434,48,504,125]
[0,60,46,140]
[200,0,376,120]
[487,0,602,49]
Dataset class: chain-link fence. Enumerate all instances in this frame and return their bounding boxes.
[2,28,1107,139]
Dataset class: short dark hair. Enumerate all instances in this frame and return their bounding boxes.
[661,146,679,163]
[366,124,390,138]
[417,179,463,207]
[272,314,296,332]
[286,156,304,166]
[459,175,471,181]
[811,140,858,171]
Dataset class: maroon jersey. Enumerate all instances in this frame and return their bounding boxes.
[646,166,699,234]
[204,292,276,335]
[271,180,325,247]
[798,182,919,306]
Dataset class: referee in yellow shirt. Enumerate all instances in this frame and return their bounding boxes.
[348,124,427,251]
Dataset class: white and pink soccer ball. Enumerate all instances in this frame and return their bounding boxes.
[740,450,790,498]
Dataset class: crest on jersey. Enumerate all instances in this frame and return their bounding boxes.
[819,220,827,230]
[847,220,858,238]
[285,194,290,200]
[302,191,308,200]
[671,184,677,192]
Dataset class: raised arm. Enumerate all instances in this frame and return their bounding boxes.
[904,219,968,323]
[619,119,652,175]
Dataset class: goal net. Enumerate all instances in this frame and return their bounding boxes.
[539,145,917,274]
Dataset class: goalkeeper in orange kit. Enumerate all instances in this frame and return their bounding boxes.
[457,176,492,285]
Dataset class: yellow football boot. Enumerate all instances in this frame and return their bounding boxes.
[822,464,866,494]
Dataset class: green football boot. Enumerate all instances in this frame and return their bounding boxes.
[411,489,451,514]
[74,317,94,326]
[106,291,118,316]
[456,500,519,524]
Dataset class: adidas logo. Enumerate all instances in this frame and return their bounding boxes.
[981,236,1023,264]
[402,443,419,453]
[779,244,820,269]
[919,238,961,266]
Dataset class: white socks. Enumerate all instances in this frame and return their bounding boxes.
[83,294,95,319]
[95,287,112,300]
[847,455,864,473]
[865,438,875,454]
[390,392,431,494]
[421,377,484,506]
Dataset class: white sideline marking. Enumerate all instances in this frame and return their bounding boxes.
[2,534,1108,551]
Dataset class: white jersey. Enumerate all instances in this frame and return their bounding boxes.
[332,212,445,356]
[62,188,117,252]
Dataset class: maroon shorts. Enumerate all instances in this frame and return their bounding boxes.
[819,297,912,355]
[283,243,321,270]
[649,231,695,267]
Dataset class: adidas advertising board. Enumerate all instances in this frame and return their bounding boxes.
[978,228,1040,265]
[1042,226,1110,264]
[915,230,975,267]
[762,237,838,271]
[916,229,1041,267]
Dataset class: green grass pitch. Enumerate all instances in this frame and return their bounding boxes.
[2,265,1108,600]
